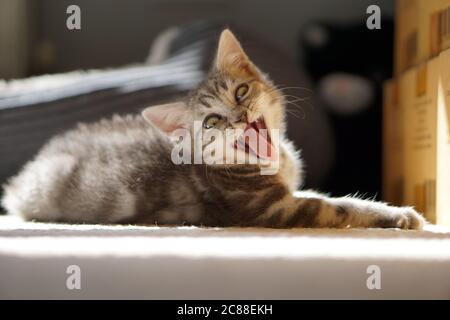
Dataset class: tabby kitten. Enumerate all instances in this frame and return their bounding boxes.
[2,30,425,229]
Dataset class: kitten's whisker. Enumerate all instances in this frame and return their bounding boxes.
[281,95,306,101]
[283,95,316,111]
[285,109,302,119]
[285,103,306,119]
[249,91,308,119]
[266,88,313,107]
[267,85,314,96]
[283,97,307,108]
[277,85,314,92]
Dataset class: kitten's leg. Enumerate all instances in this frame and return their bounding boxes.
[260,190,426,229]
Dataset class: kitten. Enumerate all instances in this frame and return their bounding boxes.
[2,29,425,229]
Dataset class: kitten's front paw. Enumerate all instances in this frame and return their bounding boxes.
[378,207,426,230]
[402,207,427,229]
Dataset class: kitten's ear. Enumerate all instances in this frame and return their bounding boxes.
[215,29,259,77]
[141,102,190,135]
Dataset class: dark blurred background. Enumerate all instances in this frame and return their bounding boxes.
[0,0,395,210]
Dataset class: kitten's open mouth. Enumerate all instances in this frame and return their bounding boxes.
[234,117,277,161]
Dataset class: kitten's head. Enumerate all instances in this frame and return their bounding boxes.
[142,29,285,166]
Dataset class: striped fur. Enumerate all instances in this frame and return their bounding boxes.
[1,30,425,229]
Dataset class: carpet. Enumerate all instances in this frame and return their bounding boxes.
[1,216,449,299]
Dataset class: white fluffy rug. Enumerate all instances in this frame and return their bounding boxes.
[1,215,450,299]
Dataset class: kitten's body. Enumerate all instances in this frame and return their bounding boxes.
[2,114,300,226]
[2,30,425,229]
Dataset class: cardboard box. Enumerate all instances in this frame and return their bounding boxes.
[439,6,450,51]
[401,51,450,225]
[395,0,450,74]
[394,0,419,75]
[417,0,450,62]
[436,49,450,226]
[383,80,404,206]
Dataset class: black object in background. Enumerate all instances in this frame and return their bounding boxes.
[300,19,394,199]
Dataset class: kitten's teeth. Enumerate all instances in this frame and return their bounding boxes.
[235,117,276,161]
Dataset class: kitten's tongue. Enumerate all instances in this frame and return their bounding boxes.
[237,119,277,161]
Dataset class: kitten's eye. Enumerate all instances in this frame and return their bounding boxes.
[203,114,222,129]
[235,83,249,102]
